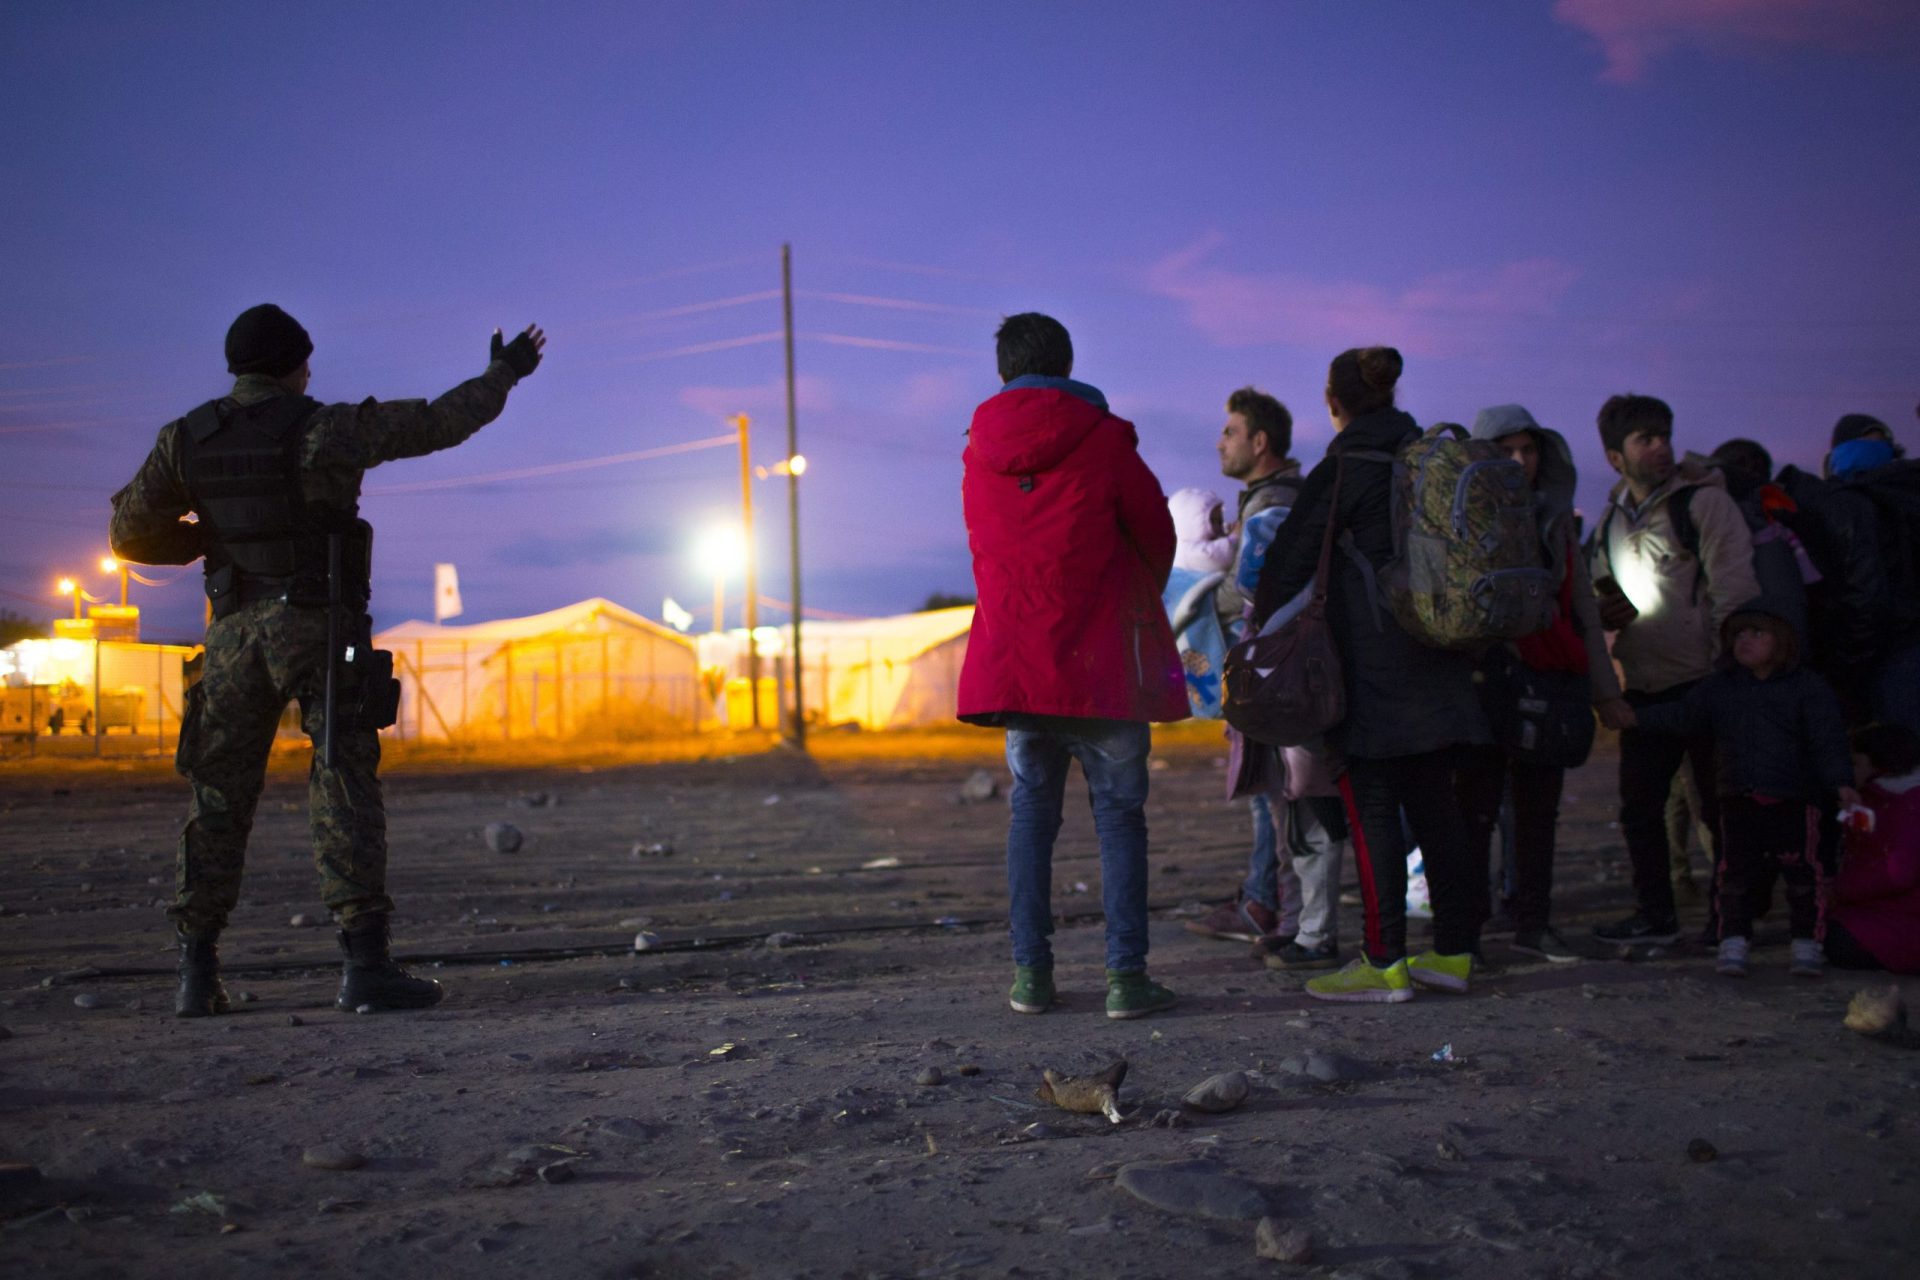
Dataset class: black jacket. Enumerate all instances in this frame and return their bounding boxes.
[1252,408,1489,759]
[1635,616,1852,802]
[1774,465,1888,694]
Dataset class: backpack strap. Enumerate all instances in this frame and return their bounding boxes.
[1337,531,1387,633]
[1667,485,1707,603]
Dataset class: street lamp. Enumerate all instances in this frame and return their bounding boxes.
[754,455,808,480]
[100,556,129,607]
[695,523,746,634]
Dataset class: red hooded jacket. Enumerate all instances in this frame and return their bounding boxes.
[958,381,1188,725]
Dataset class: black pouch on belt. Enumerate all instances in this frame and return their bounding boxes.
[345,647,401,731]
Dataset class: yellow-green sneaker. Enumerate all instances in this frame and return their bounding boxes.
[1009,965,1056,1014]
[1407,950,1473,994]
[1304,957,1414,1004]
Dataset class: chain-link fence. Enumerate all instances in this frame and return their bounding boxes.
[0,638,195,759]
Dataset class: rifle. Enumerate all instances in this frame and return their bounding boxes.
[323,532,342,770]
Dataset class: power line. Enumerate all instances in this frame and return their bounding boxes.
[803,332,977,356]
[798,290,997,318]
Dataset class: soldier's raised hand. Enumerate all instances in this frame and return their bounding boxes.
[490,324,546,379]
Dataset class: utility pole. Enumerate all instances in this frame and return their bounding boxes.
[782,243,806,749]
[736,413,760,727]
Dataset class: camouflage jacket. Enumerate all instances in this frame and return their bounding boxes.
[109,362,521,567]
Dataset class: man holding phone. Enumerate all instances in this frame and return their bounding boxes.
[1586,394,1757,945]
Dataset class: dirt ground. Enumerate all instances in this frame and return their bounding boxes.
[1,726,1916,1279]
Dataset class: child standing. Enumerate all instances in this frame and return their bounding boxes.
[1627,598,1859,977]
[1827,723,1920,974]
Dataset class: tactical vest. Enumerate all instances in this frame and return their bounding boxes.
[181,394,370,610]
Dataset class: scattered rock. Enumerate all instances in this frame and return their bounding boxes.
[316,1198,365,1214]
[631,841,673,857]
[1182,1071,1250,1114]
[287,1014,304,1027]
[518,791,556,808]
[763,931,804,949]
[537,1160,576,1184]
[483,822,524,854]
[355,1004,374,1015]
[957,770,999,803]
[956,1064,982,1077]
[169,1191,231,1217]
[302,1146,366,1172]
[598,1118,655,1141]
[289,913,315,927]
[72,992,101,1010]
[1114,1161,1269,1220]
[632,932,663,952]
[1255,1217,1314,1264]
[1277,1050,1368,1083]
[915,1067,945,1087]
[237,991,257,1004]
[1149,1109,1186,1129]
[1686,1138,1718,1164]
[468,1144,587,1188]
[1436,1138,1466,1162]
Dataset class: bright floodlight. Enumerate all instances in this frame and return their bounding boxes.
[787,454,808,476]
[100,556,119,574]
[56,577,75,596]
[695,524,746,579]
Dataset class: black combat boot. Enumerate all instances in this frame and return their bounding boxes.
[335,914,445,1012]
[175,930,231,1018]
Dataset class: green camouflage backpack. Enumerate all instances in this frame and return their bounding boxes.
[1351,423,1555,650]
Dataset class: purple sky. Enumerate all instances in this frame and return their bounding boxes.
[4,0,1917,641]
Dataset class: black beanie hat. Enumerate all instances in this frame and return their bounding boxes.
[225,304,313,377]
[1831,413,1891,449]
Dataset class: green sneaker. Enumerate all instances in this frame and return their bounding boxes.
[1407,950,1473,994]
[1304,957,1414,1004]
[1009,964,1056,1014]
[1104,970,1176,1020]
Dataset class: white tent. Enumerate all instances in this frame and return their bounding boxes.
[375,598,701,742]
[788,605,973,730]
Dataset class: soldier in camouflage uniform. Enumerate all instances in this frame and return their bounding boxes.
[109,303,545,1016]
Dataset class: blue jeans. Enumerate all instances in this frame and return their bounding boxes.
[1244,796,1278,909]
[1003,716,1153,973]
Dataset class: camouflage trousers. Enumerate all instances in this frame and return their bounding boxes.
[171,598,393,935]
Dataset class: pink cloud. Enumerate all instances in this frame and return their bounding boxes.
[1553,0,1914,83]
[677,374,835,419]
[897,368,976,417]
[1144,232,1580,359]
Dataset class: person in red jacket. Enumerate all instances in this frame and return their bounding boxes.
[959,312,1189,1020]
[1828,723,1920,974]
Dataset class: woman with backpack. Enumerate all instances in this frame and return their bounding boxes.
[1250,347,1490,1003]
[1457,406,1634,963]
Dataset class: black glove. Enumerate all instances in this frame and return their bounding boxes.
[490,328,542,379]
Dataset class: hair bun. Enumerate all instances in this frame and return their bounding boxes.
[1357,346,1403,391]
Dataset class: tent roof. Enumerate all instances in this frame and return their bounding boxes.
[377,597,694,649]
[783,605,973,661]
